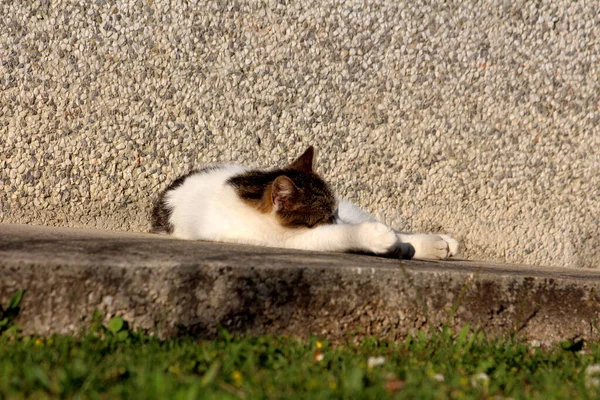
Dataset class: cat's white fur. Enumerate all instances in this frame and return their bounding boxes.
[164,164,459,260]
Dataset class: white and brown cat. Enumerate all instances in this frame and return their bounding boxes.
[151,146,459,260]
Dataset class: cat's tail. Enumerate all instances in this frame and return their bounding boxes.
[150,195,173,234]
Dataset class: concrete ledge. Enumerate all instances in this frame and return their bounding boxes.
[1,223,599,344]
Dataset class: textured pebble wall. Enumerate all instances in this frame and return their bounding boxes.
[1,0,599,267]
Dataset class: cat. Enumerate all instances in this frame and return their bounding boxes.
[151,146,459,260]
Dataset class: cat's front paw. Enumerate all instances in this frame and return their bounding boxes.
[405,233,459,260]
[357,222,400,255]
[439,234,459,257]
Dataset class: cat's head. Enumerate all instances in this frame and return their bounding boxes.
[271,146,337,228]
[228,146,337,228]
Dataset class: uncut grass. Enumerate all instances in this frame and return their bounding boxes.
[0,327,598,399]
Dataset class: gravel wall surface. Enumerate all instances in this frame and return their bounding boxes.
[1,0,598,267]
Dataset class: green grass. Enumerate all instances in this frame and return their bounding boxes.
[1,324,600,400]
[1,293,599,399]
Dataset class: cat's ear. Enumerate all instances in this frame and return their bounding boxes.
[271,175,298,211]
[285,146,314,172]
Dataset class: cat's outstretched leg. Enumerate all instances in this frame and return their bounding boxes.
[285,222,400,255]
[336,198,459,259]
[396,233,459,260]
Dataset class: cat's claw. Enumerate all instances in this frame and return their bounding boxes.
[357,222,400,255]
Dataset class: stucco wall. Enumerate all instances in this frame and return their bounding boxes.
[1,0,598,267]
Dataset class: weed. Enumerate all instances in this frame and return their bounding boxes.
[0,290,24,336]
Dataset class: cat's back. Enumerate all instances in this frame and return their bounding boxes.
[150,164,247,235]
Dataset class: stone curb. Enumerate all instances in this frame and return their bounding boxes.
[1,223,599,344]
